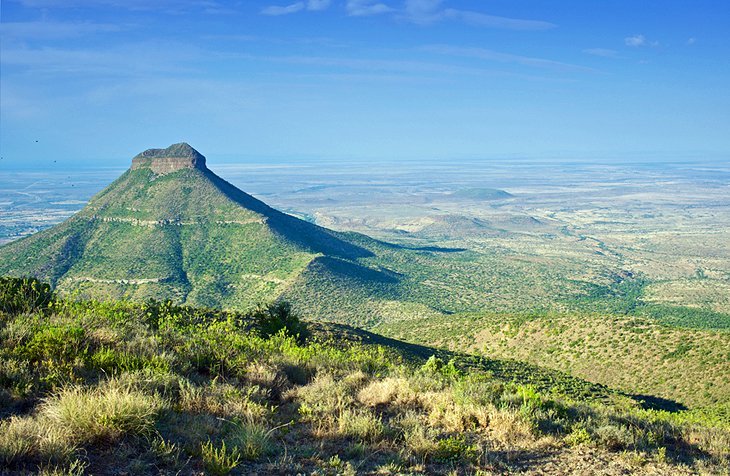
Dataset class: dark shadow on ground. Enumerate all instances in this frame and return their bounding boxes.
[309,322,615,403]
[628,393,688,412]
[306,256,400,284]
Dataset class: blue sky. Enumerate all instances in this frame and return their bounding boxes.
[1,0,729,167]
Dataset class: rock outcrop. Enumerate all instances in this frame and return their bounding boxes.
[131,142,207,174]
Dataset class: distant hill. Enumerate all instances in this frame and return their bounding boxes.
[0,143,384,310]
[452,187,513,200]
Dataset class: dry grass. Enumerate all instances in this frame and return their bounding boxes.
[0,414,75,466]
[41,380,164,444]
[357,376,419,408]
[337,408,384,441]
[178,380,270,423]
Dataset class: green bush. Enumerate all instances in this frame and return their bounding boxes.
[420,355,462,380]
[0,277,54,314]
[433,435,479,463]
[565,426,592,447]
[252,301,308,342]
[594,424,634,450]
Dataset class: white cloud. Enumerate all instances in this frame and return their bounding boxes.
[261,2,305,15]
[403,0,443,23]
[260,0,331,15]
[624,34,660,48]
[346,0,394,16]
[583,48,619,58]
[257,0,553,29]
[0,42,206,76]
[624,34,646,47]
[401,0,554,30]
[424,45,594,73]
[307,0,332,11]
[443,9,554,30]
[687,37,696,45]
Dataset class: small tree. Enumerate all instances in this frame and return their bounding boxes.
[252,301,308,343]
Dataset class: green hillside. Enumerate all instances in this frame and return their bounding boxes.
[1,278,727,475]
[3,144,723,335]
[0,144,377,311]
[376,311,730,409]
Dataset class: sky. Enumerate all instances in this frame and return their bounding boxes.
[1,0,729,168]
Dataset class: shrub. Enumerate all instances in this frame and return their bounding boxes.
[420,355,461,379]
[517,385,541,412]
[0,357,33,398]
[595,424,634,450]
[565,426,592,447]
[41,380,164,444]
[252,301,308,343]
[0,277,54,314]
[22,324,86,364]
[433,436,479,463]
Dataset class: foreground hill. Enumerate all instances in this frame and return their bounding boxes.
[0,278,727,475]
[0,144,381,310]
[376,312,730,410]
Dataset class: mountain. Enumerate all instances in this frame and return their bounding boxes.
[0,143,388,310]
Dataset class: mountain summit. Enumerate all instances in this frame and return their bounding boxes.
[0,143,386,310]
[131,142,207,174]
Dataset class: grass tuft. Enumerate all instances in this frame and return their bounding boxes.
[41,380,164,444]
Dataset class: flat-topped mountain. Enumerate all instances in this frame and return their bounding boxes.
[131,142,207,174]
[0,143,386,310]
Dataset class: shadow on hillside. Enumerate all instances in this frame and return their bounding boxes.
[312,322,615,401]
[629,393,687,412]
[205,171,374,260]
[312,321,693,413]
[367,237,468,253]
[309,256,400,284]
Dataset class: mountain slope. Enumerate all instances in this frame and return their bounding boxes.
[0,143,378,310]
[1,285,726,475]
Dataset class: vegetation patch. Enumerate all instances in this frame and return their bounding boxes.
[0,278,727,474]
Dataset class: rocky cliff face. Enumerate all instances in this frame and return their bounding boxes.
[131,142,207,174]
